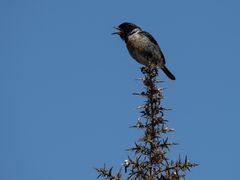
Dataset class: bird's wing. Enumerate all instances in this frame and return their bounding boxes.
[140,31,166,64]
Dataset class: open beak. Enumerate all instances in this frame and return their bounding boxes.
[112,26,122,35]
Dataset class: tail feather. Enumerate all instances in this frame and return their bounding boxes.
[161,66,176,80]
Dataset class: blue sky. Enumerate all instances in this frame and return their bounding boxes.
[0,0,240,179]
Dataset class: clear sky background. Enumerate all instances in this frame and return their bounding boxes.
[0,0,239,179]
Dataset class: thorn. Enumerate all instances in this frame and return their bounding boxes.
[122,159,130,173]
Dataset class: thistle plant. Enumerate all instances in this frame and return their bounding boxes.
[96,66,198,180]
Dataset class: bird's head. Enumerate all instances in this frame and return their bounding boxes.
[112,22,141,41]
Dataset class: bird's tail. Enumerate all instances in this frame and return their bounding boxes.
[161,65,176,80]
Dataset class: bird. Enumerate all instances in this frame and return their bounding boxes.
[112,22,176,80]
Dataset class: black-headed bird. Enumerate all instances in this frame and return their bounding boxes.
[112,22,176,80]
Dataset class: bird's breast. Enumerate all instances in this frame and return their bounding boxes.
[126,34,162,66]
[126,34,148,65]
[126,33,147,51]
